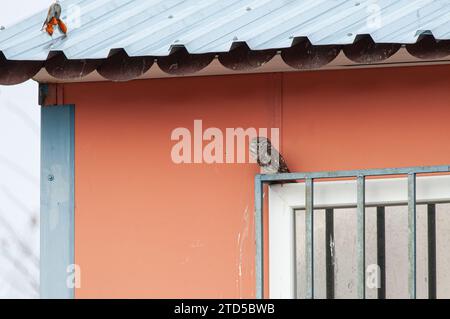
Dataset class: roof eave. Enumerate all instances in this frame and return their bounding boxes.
[32,46,450,84]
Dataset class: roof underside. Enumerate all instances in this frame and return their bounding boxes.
[2,0,450,84]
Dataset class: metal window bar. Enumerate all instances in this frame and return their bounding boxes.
[408,173,417,299]
[255,165,450,299]
[377,206,386,299]
[325,208,335,299]
[357,175,366,299]
[305,178,314,299]
[428,204,437,299]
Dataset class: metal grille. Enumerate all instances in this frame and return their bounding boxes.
[255,165,450,299]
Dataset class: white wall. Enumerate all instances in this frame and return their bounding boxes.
[0,0,49,299]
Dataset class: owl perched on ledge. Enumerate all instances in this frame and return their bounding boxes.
[250,137,290,174]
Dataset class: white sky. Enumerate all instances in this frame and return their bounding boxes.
[2,1,50,27]
[0,0,51,298]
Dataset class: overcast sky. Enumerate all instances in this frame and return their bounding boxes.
[0,0,51,298]
[2,1,50,27]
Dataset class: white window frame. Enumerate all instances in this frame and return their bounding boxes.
[269,175,450,299]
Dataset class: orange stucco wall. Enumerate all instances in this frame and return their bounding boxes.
[62,65,450,298]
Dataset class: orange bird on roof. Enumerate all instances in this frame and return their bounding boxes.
[42,0,67,36]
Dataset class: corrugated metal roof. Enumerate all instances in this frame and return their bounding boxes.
[1,0,450,61]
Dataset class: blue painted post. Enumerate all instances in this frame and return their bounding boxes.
[40,105,75,299]
[255,175,264,299]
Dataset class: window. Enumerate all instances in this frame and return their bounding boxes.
[268,175,450,299]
